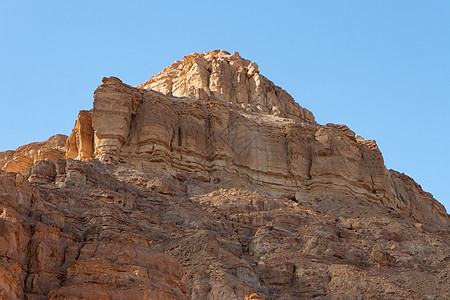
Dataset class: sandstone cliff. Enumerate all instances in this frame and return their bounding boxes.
[0,135,67,174]
[0,50,448,299]
[66,50,448,229]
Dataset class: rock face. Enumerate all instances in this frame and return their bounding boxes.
[65,51,447,229]
[138,50,315,121]
[0,135,67,174]
[0,167,189,300]
[0,51,449,299]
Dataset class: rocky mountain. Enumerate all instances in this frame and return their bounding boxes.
[1,50,448,299]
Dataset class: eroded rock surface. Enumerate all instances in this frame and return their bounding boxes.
[0,167,190,300]
[139,50,315,121]
[1,161,448,299]
[63,51,447,229]
[0,51,448,299]
[0,135,67,174]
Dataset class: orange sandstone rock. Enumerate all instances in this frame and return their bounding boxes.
[245,292,265,300]
[1,134,67,173]
[0,51,448,299]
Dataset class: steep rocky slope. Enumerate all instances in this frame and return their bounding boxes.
[0,50,448,299]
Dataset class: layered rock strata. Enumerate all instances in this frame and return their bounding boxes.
[138,50,315,121]
[0,160,448,299]
[0,135,67,174]
[0,50,448,299]
[66,51,447,229]
[0,166,190,300]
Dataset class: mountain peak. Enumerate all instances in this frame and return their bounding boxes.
[139,50,315,122]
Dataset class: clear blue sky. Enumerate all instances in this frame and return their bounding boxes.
[1,1,449,211]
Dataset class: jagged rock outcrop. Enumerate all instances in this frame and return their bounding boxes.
[138,50,314,121]
[0,50,448,299]
[65,110,93,160]
[0,135,67,174]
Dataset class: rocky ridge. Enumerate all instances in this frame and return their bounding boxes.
[0,135,67,174]
[0,50,448,299]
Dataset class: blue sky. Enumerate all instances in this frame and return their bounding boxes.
[1,1,449,211]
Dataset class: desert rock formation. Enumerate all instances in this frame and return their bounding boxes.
[0,135,67,174]
[1,50,448,299]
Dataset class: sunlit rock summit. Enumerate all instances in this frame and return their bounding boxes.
[1,50,448,299]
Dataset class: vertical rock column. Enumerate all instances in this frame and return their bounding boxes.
[92,77,143,162]
[66,110,94,160]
